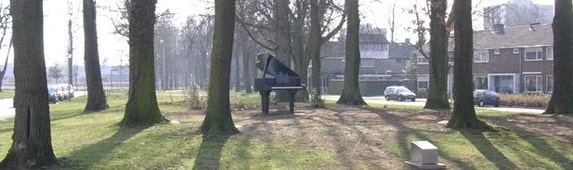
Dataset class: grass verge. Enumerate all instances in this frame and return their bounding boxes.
[0,92,571,169]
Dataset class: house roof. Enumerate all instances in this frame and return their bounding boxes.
[359,33,389,44]
[389,43,413,59]
[472,24,552,49]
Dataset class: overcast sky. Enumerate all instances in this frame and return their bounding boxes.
[0,0,555,67]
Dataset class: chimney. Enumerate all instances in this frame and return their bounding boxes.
[493,24,505,34]
[405,38,411,44]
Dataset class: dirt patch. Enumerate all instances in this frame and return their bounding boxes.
[163,105,573,168]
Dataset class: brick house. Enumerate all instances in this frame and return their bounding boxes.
[416,24,553,94]
[318,26,415,95]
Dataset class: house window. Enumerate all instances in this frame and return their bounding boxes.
[494,48,500,55]
[546,47,553,61]
[360,59,373,67]
[417,56,429,64]
[525,47,543,61]
[417,81,428,90]
[524,74,543,92]
[417,74,429,90]
[547,75,553,93]
[473,50,489,63]
[474,75,488,89]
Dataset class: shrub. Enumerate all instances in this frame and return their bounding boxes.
[186,76,205,110]
[500,93,550,108]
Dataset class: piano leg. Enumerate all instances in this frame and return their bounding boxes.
[260,90,271,114]
[288,90,296,113]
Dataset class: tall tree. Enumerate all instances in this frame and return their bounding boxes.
[309,0,323,106]
[121,0,168,125]
[84,0,109,112]
[0,4,11,92]
[446,0,489,129]
[337,0,366,106]
[199,0,240,135]
[424,0,450,109]
[544,0,573,114]
[0,0,58,168]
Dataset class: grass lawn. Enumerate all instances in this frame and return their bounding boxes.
[0,92,572,169]
[0,90,14,99]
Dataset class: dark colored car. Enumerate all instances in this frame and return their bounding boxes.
[384,86,416,101]
[47,86,59,104]
[473,89,500,107]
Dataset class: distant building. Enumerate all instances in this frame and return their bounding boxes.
[417,24,553,94]
[318,25,414,96]
[483,0,553,30]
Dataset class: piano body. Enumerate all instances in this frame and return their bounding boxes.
[253,54,305,114]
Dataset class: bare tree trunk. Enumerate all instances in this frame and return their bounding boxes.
[424,0,450,109]
[239,28,253,93]
[544,0,573,115]
[84,0,109,112]
[0,0,58,168]
[0,39,11,92]
[234,47,241,91]
[273,0,294,102]
[67,19,73,86]
[122,0,168,125]
[292,0,309,102]
[309,0,322,106]
[200,0,240,136]
[337,0,366,106]
[446,0,489,129]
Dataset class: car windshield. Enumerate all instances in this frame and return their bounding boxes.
[48,87,57,93]
[397,87,411,93]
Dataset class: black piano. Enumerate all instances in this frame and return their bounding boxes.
[253,54,305,114]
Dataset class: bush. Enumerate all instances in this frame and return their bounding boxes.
[186,76,205,110]
[500,93,550,108]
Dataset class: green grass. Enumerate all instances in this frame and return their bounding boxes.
[0,90,14,99]
[0,93,337,169]
[0,92,572,169]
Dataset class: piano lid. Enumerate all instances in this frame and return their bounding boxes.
[255,54,299,77]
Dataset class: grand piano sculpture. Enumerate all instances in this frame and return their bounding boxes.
[254,54,305,114]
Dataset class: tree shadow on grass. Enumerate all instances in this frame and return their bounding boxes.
[360,107,473,169]
[64,125,149,169]
[483,114,573,169]
[192,135,231,170]
[460,130,518,169]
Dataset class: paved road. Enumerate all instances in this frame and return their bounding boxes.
[0,98,14,121]
[322,95,544,114]
[0,91,86,121]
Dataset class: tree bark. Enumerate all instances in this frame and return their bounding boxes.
[0,39,11,92]
[200,0,240,136]
[273,0,295,102]
[309,0,323,106]
[544,0,573,115]
[292,0,310,102]
[84,0,109,112]
[239,27,253,93]
[0,0,58,168]
[424,0,450,109]
[122,0,168,125]
[446,0,489,129]
[337,0,366,106]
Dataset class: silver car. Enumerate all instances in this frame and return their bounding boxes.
[384,86,416,101]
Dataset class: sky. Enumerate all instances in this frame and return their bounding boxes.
[0,0,556,67]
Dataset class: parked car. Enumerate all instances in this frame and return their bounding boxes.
[384,86,416,101]
[55,85,68,101]
[473,89,500,107]
[47,86,59,104]
[54,84,75,101]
